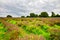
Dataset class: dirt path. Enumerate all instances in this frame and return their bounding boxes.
[1,19,19,40]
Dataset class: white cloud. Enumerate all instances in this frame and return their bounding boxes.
[0,0,60,17]
[0,7,8,12]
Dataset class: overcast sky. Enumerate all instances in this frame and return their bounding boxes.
[0,0,60,17]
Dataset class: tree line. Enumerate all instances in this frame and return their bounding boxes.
[7,12,60,18]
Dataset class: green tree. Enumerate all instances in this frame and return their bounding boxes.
[30,13,36,17]
[35,14,38,17]
[40,12,49,17]
[7,15,12,18]
[55,14,60,17]
[26,16,30,18]
[21,16,25,18]
[51,12,55,17]
[30,13,38,17]
[39,15,41,17]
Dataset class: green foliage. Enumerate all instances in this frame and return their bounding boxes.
[21,12,60,17]
[0,23,4,27]
[31,28,43,35]
[1,18,60,40]
[7,20,16,24]
[30,13,36,17]
[7,15,12,18]
[55,14,60,17]
[30,13,38,17]
[35,14,38,17]
[51,12,55,17]
[21,25,42,34]
[40,25,49,32]
[49,28,60,40]
[21,16,25,18]
[51,13,60,17]
[26,16,30,18]
[40,12,49,17]
[55,23,60,26]
[21,25,50,36]
[0,22,7,40]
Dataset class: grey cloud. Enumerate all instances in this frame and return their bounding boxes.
[0,0,60,17]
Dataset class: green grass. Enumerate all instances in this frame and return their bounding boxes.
[0,18,60,40]
[0,22,8,40]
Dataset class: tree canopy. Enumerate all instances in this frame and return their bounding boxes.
[40,12,49,17]
[6,12,60,18]
[25,12,60,18]
[7,15,12,18]
[51,12,55,17]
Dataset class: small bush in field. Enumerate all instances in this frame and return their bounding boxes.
[18,24,22,27]
[55,22,60,26]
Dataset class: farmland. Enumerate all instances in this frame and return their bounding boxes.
[0,18,60,40]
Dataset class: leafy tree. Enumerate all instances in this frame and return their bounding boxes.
[7,15,12,18]
[30,13,36,17]
[55,14,60,17]
[26,16,30,18]
[35,14,38,17]
[51,12,55,17]
[40,12,49,17]
[39,15,41,17]
[21,16,25,18]
[30,13,38,17]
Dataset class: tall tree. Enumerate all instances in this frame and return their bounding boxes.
[40,12,49,17]
[51,12,55,17]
